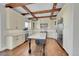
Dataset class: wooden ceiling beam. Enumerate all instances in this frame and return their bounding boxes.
[32,9,51,14]
[21,8,61,15]
[22,6,37,19]
[21,9,51,15]
[5,3,34,8]
[6,3,26,8]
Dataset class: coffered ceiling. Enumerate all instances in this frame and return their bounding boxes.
[5,3,64,20]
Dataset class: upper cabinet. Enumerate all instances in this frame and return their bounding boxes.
[6,8,25,30]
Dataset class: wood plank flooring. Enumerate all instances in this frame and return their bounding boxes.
[0,38,68,56]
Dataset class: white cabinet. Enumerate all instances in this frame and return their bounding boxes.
[6,8,25,50]
[7,34,25,50]
[17,35,25,46]
[6,8,24,30]
[17,18,24,29]
[47,30,57,39]
[7,13,17,29]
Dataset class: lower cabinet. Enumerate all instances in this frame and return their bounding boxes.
[16,35,25,47]
[7,35,25,50]
[47,32,57,39]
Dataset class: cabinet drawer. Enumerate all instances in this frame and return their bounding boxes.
[12,36,18,48]
[17,35,25,44]
[9,35,25,49]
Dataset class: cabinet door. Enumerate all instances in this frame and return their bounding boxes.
[10,35,25,49]
[7,13,17,29]
[17,17,25,30]
[17,35,25,45]
[12,36,18,48]
[6,8,24,30]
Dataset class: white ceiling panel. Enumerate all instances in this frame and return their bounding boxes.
[26,3,53,12]
[35,13,51,17]
[13,7,28,13]
[56,3,64,8]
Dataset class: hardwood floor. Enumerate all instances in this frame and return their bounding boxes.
[0,38,68,56]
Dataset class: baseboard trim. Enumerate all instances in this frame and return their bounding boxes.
[8,41,26,51]
[0,47,8,52]
[0,41,27,52]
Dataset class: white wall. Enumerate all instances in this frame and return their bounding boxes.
[57,4,74,55]
[57,3,79,56]
[73,4,79,56]
[0,11,1,50]
[0,4,7,51]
